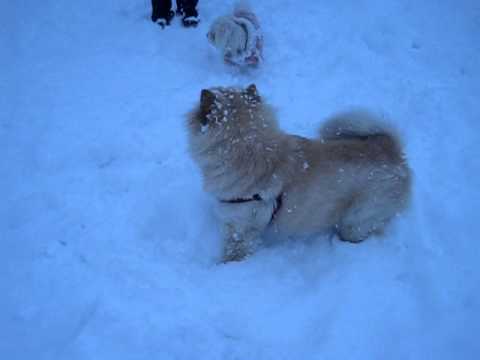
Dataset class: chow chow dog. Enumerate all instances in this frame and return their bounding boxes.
[187,84,411,262]
[207,2,263,66]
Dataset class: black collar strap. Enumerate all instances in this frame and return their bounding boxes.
[220,193,262,204]
[270,193,283,224]
[220,193,283,224]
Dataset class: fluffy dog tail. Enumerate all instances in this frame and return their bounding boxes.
[319,110,406,160]
[319,110,397,140]
[319,110,410,170]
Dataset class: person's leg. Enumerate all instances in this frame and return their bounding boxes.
[182,0,198,16]
[175,0,184,16]
[181,0,199,27]
[151,0,174,27]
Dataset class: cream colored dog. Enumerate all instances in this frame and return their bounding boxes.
[207,3,263,66]
[187,84,411,262]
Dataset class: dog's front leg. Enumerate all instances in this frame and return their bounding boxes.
[221,223,262,263]
[217,201,273,263]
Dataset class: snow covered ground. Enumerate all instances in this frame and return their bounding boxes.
[2,0,480,359]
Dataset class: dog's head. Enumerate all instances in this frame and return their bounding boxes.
[186,84,283,201]
[190,84,262,134]
[207,16,236,49]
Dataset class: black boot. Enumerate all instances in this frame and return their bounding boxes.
[179,0,199,27]
[151,0,174,28]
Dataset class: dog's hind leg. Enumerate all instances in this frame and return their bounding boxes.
[337,167,410,243]
[337,217,388,243]
[336,195,397,243]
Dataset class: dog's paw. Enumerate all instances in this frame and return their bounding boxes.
[220,246,250,264]
[336,225,370,244]
[219,252,248,264]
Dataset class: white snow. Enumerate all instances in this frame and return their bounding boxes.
[2,0,479,359]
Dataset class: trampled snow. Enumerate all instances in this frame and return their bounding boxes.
[2,1,479,359]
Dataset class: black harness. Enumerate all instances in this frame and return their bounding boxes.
[220,193,283,224]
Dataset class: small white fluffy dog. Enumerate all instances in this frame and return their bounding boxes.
[207,2,263,66]
[187,85,411,263]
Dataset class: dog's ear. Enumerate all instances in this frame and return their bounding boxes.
[246,84,258,96]
[200,89,216,125]
[246,84,261,103]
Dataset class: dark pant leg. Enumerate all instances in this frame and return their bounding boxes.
[151,0,172,21]
[176,0,183,12]
[175,0,184,14]
[181,0,198,17]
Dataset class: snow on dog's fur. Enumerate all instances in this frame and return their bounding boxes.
[207,2,263,66]
[187,84,412,262]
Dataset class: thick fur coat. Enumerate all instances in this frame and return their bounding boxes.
[187,85,411,262]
